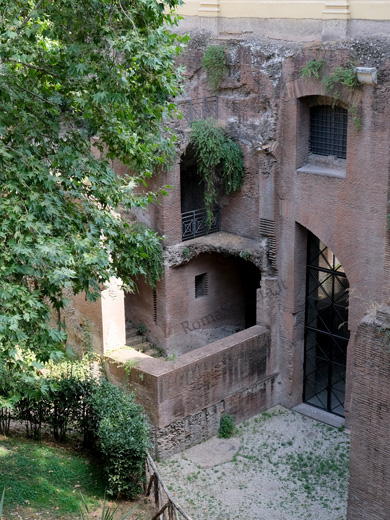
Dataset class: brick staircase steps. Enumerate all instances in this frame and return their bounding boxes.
[127,335,145,347]
[125,318,156,355]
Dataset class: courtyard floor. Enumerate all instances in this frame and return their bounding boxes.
[157,406,350,520]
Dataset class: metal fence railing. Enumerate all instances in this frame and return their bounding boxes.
[176,96,218,125]
[181,206,220,241]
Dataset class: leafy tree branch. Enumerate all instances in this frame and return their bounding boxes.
[0,0,186,390]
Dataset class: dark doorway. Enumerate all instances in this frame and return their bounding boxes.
[180,145,205,214]
[238,258,261,328]
[303,232,349,417]
[180,146,220,241]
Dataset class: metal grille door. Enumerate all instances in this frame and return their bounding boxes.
[303,233,349,417]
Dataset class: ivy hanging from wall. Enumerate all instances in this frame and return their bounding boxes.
[189,119,245,225]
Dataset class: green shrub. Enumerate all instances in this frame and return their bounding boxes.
[14,396,50,440]
[13,355,98,443]
[2,356,149,500]
[218,414,236,439]
[300,59,325,79]
[322,65,360,94]
[0,406,12,436]
[202,45,227,92]
[90,381,149,499]
[137,322,147,336]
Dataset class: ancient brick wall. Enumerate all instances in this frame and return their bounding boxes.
[106,325,279,458]
[276,46,390,416]
[88,31,390,517]
[124,37,390,417]
[348,308,390,520]
[126,251,262,355]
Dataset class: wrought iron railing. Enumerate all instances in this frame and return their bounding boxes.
[146,452,194,520]
[176,96,218,125]
[181,206,220,241]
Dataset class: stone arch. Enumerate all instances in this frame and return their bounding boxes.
[164,232,269,274]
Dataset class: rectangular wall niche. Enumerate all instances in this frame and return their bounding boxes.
[195,273,208,298]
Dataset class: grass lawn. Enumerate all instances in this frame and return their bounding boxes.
[0,433,154,520]
[0,433,106,518]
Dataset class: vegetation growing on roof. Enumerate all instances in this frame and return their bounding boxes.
[300,59,360,94]
[300,59,326,79]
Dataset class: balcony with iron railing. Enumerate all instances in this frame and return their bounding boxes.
[176,96,218,126]
[181,206,220,241]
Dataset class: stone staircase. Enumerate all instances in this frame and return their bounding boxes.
[125,319,158,356]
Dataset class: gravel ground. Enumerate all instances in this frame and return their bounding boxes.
[157,406,350,520]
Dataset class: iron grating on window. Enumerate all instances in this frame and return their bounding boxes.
[153,289,157,324]
[310,105,348,159]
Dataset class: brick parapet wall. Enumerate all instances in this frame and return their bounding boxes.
[347,307,390,520]
[105,325,278,458]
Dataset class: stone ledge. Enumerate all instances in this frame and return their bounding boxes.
[164,231,269,271]
[297,163,346,179]
[106,325,269,377]
[293,403,345,428]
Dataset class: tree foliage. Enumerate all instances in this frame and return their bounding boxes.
[0,0,185,391]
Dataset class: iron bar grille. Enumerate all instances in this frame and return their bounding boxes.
[303,232,349,417]
[153,289,157,324]
[310,105,348,159]
[181,207,220,241]
[176,96,218,125]
[259,218,277,270]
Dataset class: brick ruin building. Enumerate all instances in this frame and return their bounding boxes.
[70,1,390,518]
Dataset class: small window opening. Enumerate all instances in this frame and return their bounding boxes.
[195,273,208,298]
[310,105,348,159]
